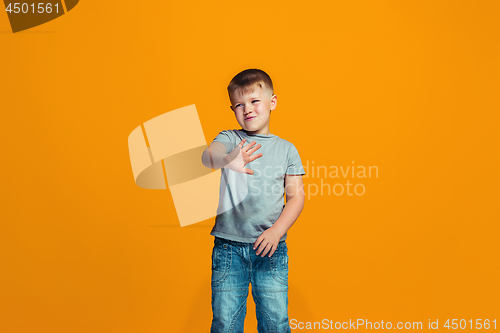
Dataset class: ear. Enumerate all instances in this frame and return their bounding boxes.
[270,95,278,111]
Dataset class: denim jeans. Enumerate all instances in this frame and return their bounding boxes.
[211,237,290,333]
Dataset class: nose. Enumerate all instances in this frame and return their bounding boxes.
[243,104,252,114]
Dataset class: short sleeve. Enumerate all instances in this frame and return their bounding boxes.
[212,130,236,154]
[286,144,306,175]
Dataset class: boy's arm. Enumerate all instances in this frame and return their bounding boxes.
[253,174,305,257]
[202,139,263,173]
[201,142,228,169]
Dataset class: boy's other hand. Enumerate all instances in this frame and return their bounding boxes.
[253,227,282,257]
[223,138,263,175]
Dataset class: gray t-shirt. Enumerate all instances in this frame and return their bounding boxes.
[210,129,305,243]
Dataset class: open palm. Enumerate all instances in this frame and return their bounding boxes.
[223,139,263,175]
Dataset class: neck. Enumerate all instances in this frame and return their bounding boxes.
[243,128,271,136]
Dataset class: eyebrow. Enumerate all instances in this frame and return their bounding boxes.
[234,97,260,102]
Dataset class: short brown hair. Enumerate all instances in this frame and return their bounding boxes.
[227,69,274,101]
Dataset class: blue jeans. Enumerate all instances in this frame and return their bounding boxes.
[211,237,290,333]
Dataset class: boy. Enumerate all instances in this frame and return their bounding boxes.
[201,69,305,333]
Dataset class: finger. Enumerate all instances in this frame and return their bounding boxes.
[246,143,262,155]
[249,153,263,162]
[243,141,257,152]
[238,138,247,148]
[253,237,263,250]
[268,245,277,257]
[260,243,272,257]
[256,241,268,255]
[244,168,254,175]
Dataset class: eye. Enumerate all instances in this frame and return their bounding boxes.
[252,100,260,103]
[235,104,243,108]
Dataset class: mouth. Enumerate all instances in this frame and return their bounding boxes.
[245,116,256,121]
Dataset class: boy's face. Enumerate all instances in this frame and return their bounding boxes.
[229,84,277,136]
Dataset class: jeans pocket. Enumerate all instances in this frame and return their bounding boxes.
[211,242,231,286]
[270,242,288,286]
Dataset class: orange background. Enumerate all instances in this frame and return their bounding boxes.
[1,1,498,332]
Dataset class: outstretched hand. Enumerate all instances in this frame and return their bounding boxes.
[223,138,263,175]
